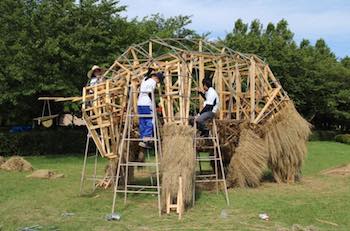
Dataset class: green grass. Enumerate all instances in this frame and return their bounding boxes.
[0,141,350,231]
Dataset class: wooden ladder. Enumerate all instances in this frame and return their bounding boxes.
[193,119,230,206]
[112,90,162,216]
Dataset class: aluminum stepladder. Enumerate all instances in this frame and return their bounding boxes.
[193,119,230,206]
[79,132,99,195]
[112,89,162,216]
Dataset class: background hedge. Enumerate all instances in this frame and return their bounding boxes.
[0,128,93,156]
[334,134,350,145]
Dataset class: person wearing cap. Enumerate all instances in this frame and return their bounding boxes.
[87,65,104,87]
[137,68,164,148]
[196,78,219,137]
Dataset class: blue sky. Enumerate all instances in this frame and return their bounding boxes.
[119,0,350,58]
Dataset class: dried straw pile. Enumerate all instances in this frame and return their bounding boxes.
[0,156,33,172]
[0,156,5,165]
[215,120,241,171]
[160,123,196,211]
[262,101,311,183]
[26,169,64,179]
[226,123,268,187]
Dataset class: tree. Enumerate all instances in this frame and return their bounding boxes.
[223,19,350,130]
[0,0,197,125]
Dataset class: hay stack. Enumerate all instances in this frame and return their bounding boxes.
[160,124,196,211]
[0,156,5,165]
[0,156,33,172]
[226,123,268,187]
[215,120,241,170]
[262,101,311,183]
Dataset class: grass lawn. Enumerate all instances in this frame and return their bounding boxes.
[0,141,350,231]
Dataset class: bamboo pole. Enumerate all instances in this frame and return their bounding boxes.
[249,57,256,122]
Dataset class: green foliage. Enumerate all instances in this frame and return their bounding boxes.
[0,128,90,155]
[223,19,350,130]
[309,130,341,141]
[0,2,349,131]
[335,134,350,144]
[0,0,196,125]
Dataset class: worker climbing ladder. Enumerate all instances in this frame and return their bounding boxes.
[193,119,230,206]
[112,90,162,216]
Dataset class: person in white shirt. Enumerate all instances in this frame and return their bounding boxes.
[137,68,164,148]
[87,65,104,86]
[196,79,219,137]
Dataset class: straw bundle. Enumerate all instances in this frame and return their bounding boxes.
[160,123,196,211]
[226,123,268,187]
[262,101,311,183]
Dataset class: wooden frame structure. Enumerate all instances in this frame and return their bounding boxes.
[82,38,289,160]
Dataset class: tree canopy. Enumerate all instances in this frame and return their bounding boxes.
[223,19,350,130]
[0,0,349,130]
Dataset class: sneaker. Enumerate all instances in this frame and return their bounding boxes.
[138,141,152,149]
[138,141,147,148]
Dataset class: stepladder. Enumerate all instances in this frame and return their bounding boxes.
[79,132,99,195]
[194,119,230,206]
[112,89,162,216]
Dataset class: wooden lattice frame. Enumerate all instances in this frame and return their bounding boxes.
[82,38,289,159]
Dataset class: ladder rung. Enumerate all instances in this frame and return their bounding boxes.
[195,137,216,140]
[196,157,219,161]
[196,174,217,177]
[120,162,159,167]
[116,190,158,194]
[123,138,158,141]
[195,179,225,183]
[127,185,159,189]
[128,114,155,118]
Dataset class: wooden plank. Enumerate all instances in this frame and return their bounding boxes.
[249,57,256,122]
[235,63,241,120]
[253,86,282,124]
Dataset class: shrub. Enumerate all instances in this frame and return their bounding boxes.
[309,130,340,141]
[334,134,350,145]
[0,128,93,156]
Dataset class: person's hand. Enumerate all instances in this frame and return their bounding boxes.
[194,113,200,121]
[196,88,203,94]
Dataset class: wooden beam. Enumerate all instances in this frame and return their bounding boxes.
[249,58,256,122]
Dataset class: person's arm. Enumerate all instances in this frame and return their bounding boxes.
[199,104,214,115]
[199,92,206,99]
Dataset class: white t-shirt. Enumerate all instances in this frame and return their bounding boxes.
[137,78,157,106]
[89,77,98,86]
[203,87,219,113]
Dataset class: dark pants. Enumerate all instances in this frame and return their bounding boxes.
[196,111,215,134]
[138,106,153,139]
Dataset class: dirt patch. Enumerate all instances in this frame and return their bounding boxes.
[26,169,64,179]
[321,163,350,176]
[0,156,33,172]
